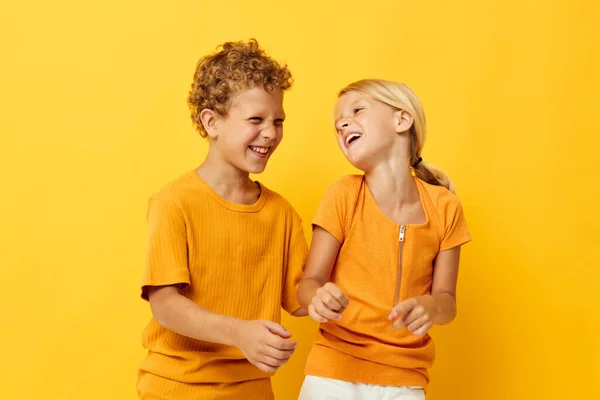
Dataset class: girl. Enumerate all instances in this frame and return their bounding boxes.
[297,79,471,399]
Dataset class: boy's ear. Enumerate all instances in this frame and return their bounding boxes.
[200,109,219,138]
[394,110,414,134]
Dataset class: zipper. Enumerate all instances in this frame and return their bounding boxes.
[393,225,406,305]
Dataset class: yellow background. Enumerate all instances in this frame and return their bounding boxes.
[1,1,598,399]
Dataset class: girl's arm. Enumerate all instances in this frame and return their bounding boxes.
[296,226,349,322]
[389,246,461,335]
[428,246,461,324]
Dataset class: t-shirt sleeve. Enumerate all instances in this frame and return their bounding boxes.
[281,216,309,314]
[141,198,191,300]
[439,190,472,251]
[311,178,354,243]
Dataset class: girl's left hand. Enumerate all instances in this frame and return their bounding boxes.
[388,295,439,336]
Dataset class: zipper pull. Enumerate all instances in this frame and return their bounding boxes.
[399,225,406,242]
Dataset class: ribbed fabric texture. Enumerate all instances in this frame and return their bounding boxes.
[137,170,307,399]
[137,372,274,400]
[305,175,471,391]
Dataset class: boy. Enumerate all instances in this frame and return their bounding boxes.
[137,39,307,400]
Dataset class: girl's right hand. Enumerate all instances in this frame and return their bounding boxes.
[308,282,349,323]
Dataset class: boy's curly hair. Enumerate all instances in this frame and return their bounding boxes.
[188,39,293,138]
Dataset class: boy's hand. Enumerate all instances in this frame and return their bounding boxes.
[308,282,349,323]
[234,320,297,373]
[388,295,439,336]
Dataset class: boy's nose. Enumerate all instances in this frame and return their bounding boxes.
[261,125,277,140]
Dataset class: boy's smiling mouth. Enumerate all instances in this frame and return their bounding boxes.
[249,145,271,158]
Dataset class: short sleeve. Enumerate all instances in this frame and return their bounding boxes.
[281,216,308,314]
[311,177,357,243]
[141,198,191,300]
[439,191,472,251]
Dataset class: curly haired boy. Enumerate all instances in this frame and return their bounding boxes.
[137,39,308,400]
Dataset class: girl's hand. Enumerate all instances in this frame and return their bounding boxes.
[308,282,349,323]
[388,295,439,336]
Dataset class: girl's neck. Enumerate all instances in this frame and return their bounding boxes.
[365,159,416,201]
[364,158,422,223]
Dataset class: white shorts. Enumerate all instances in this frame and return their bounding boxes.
[298,376,425,400]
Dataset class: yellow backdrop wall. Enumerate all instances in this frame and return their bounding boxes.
[1,1,598,399]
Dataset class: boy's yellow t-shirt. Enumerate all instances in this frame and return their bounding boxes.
[305,175,471,390]
[137,171,307,397]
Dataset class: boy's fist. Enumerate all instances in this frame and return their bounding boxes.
[234,320,296,373]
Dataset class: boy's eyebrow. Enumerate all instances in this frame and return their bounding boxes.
[246,110,286,119]
[245,112,286,121]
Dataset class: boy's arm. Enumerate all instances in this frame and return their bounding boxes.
[148,285,242,346]
[148,285,297,373]
[296,227,348,322]
[281,218,309,317]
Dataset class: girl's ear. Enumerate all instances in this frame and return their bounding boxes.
[394,110,414,134]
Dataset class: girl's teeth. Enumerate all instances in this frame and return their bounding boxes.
[346,134,362,145]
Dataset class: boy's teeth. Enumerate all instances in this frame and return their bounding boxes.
[250,146,268,154]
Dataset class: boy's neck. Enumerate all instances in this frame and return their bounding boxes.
[195,154,260,205]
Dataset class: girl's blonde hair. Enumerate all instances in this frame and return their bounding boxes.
[339,79,455,193]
